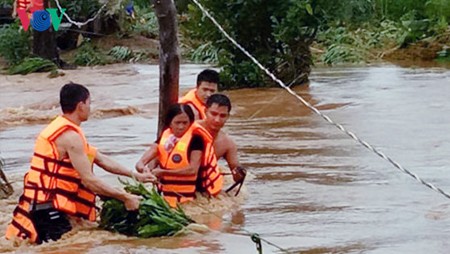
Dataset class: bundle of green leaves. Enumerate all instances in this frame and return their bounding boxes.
[8,57,57,75]
[99,180,195,237]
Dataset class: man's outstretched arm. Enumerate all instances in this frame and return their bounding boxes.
[57,130,141,210]
[95,150,156,183]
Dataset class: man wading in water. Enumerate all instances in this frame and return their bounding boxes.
[5,82,155,244]
[196,94,247,194]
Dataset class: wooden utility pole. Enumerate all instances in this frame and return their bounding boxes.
[152,0,180,137]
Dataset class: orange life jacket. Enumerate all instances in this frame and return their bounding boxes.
[17,0,30,10]
[157,122,222,207]
[5,116,97,243]
[194,124,223,197]
[179,89,207,119]
[17,0,43,12]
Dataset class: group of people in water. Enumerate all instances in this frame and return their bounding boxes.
[4,69,247,244]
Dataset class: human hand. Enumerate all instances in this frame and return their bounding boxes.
[134,171,157,183]
[151,167,164,178]
[135,161,149,173]
[123,193,142,211]
[231,166,247,183]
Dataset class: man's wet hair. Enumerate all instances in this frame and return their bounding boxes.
[206,94,232,112]
[60,82,90,113]
[165,103,195,129]
[196,69,220,87]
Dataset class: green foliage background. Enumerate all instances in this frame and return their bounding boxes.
[0,0,449,80]
[182,0,317,89]
[182,0,449,88]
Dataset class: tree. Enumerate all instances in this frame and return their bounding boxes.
[32,0,62,66]
[151,0,180,136]
[182,0,318,89]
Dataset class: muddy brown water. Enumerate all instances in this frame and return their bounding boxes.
[1,64,450,253]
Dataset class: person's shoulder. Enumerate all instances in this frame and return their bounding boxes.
[194,120,207,130]
[180,89,196,99]
[217,130,235,146]
[57,129,83,145]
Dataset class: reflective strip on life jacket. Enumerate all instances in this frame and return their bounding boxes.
[179,89,207,119]
[17,0,31,9]
[158,124,199,207]
[193,124,223,196]
[6,199,38,243]
[5,116,97,243]
[17,0,43,12]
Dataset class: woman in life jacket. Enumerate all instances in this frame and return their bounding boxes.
[136,103,222,207]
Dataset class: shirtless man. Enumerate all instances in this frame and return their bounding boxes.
[197,94,246,183]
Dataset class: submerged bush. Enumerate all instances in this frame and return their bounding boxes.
[0,23,31,65]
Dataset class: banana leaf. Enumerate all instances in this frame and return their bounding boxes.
[99,180,194,237]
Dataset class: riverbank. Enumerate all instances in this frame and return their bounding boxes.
[1,27,449,77]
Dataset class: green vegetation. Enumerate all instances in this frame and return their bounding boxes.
[0,0,13,5]
[183,0,450,88]
[73,41,108,66]
[109,46,148,62]
[8,57,57,74]
[436,46,450,62]
[182,0,317,89]
[0,23,31,66]
[0,0,449,80]
[99,180,194,237]
[58,0,102,21]
[130,7,159,38]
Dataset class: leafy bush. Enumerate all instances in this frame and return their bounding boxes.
[73,41,108,66]
[188,41,220,64]
[322,44,366,65]
[182,0,317,89]
[8,57,58,75]
[131,7,159,38]
[58,0,102,20]
[8,57,57,75]
[0,23,31,65]
[316,19,407,65]
[108,46,148,63]
[109,46,133,61]
[0,0,13,5]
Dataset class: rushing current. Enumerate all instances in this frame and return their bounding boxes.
[1,63,450,253]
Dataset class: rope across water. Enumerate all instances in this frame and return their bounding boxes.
[189,0,450,200]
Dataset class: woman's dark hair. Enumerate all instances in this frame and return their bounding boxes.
[60,82,90,113]
[164,103,195,129]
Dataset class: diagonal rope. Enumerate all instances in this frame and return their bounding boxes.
[190,0,450,200]
[53,0,108,28]
[146,176,291,253]
[165,183,291,253]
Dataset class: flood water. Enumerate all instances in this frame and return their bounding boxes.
[1,63,450,253]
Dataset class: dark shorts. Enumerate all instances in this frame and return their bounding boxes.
[30,202,73,244]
